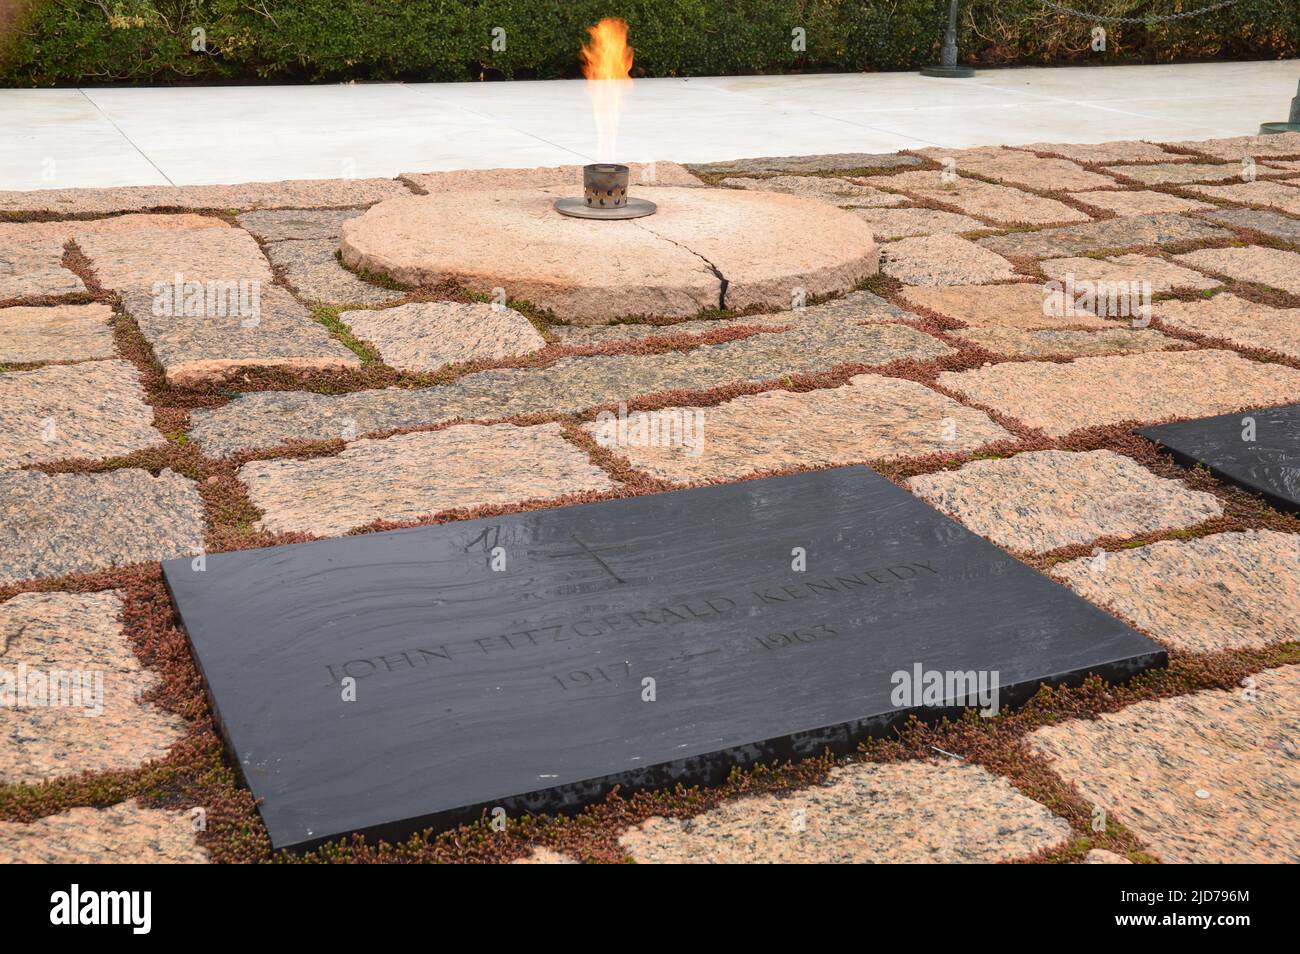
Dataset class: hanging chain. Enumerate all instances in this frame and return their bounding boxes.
[1037,0,1240,24]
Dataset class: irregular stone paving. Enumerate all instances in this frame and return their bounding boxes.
[719,175,907,207]
[618,760,1071,863]
[1153,293,1300,358]
[264,238,405,307]
[74,214,273,292]
[0,360,162,468]
[898,282,1114,330]
[937,349,1300,437]
[0,469,204,584]
[976,213,1231,259]
[879,234,1017,285]
[1065,190,1214,216]
[403,161,702,193]
[851,207,983,239]
[949,327,1184,359]
[1016,140,1177,163]
[0,221,86,300]
[1029,665,1300,863]
[0,177,408,215]
[1183,179,1300,215]
[1039,253,1221,293]
[862,171,1087,225]
[1175,246,1300,295]
[240,422,615,537]
[340,301,545,371]
[120,286,359,386]
[1108,162,1244,185]
[1167,131,1300,160]
[235,208,363,242]
[1051,531,1300,652]
[549,290,911,344]
[906,450,1221,554]
[0,800,208,863]
[190,317,951,456]
[0,303,115,364]
[1196,207,1300,242]
[584,375,1014,483]
[0,591,183,785]
[688,153,921,176]
[916,146,1117,191]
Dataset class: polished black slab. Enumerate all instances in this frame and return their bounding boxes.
[162,466,1165,852]
[1138,403,1299,513]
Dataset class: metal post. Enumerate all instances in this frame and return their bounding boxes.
[1259,77,1300,134]
[922,0,975,78]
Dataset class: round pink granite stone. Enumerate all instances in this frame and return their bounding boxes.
[339,187,878,324]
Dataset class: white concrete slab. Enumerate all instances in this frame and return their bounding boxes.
[1,60,1295,188]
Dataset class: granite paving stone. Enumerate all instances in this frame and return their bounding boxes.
[1153,293,1300,358]
[917,146,1117,191]
[879,234,1017,285]
[1065,190,1215,216]
[1108,162,1245,185]
[1083,850,1133,864]
[1167,132,1300,160]
[976,213,1232,259]
[1015,140,1177,164]
[688,153,922,176]
[1183,179,1300,215]
[1174,246,1300,296]
[584,374,1014,483]
[74,214,273,293]
[906,450,1222,554]
[264,238,405,307]
[1195,207,1300,243]
[1039,253,1221,293]
[548,290,911,345]
[949,326,1184,358]
[851,207,984,239]
[719,175,907,208]
[898,282,1113,330]
[0,177,409,215]
[0,303,115,364]
[0,360,163,468]
[0,801,208,863]
[0,591,184,785]
[0,469,205,584]
[862,171,1087,225]
[189,318,950,456]
[1029,665,1300,863]
[1050,531,1299,652]
[240,422,616,537]
[339,301,545,371]
[937,349,1300,437]
[120,285,360,387]
[0,222,86,301]
[235,208,364,242]
[619,760,1071,863]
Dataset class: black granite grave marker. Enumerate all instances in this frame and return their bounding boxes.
[1138,404,1299,513]
[163,466,1164,852]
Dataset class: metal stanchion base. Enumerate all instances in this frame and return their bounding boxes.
[921,65,975,78]
[1259,122,1300,135]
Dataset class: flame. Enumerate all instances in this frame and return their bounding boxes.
[579,18,633,162]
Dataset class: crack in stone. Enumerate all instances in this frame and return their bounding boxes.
[632,219,730,311]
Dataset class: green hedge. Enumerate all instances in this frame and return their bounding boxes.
[3,0,1297,86]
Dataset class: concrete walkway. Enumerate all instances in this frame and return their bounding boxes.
[1,59,1297,189]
